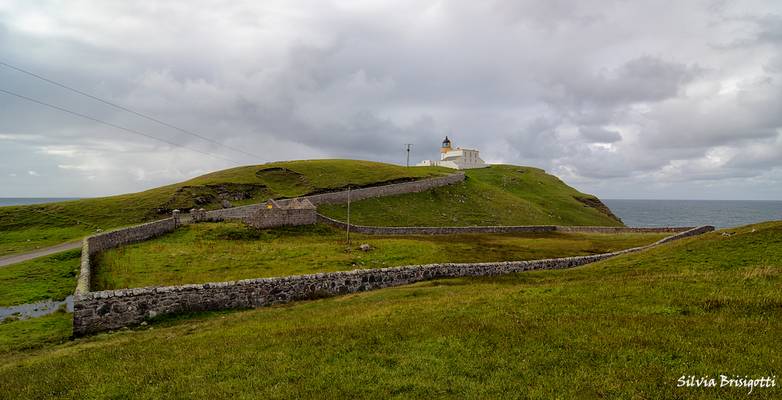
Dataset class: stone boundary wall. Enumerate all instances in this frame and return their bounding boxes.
[72,225,714,336]
[200,172,465,222]
[316,214,694,235]
[75,218,178,295]
[294,172,465,206]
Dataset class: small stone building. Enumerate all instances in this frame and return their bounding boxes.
[243,198,317,229]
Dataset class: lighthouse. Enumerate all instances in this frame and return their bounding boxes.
[417,136,488,170]
[440,136,452,159]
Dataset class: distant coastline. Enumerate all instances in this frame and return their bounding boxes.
[604,199,782,229]
[0,198,81,207]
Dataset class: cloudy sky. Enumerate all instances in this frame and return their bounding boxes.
[1,0,781,199]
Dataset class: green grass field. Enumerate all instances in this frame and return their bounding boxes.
[0,221,779,398]
[92,222,664,290]
[0,249,80,307]
[319,165,622,227]
[0,160,449,256]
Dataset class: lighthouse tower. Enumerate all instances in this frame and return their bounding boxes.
[440,136,452,160]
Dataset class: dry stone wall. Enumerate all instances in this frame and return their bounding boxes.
[295,172,465,206]
[555,226,691,234]
[86,218,177,255]
[75,218,178,295]
[316,214,693,235]
[72,225,714,336]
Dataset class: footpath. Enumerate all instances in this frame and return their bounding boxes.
[0,240,82,267]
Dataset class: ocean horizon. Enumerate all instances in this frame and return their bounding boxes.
[0,197,80,207]
[603,199,782,229]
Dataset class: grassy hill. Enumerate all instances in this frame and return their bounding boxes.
[0,160,448,256]
[320,165,623,227]
[1,221,779,398]
[0,161,619,257]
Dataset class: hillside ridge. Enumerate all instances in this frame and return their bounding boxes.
[0,160,619,256]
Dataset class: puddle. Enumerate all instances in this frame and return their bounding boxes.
[0,296,73,321]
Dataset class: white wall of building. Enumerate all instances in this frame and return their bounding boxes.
[419,147,487,170]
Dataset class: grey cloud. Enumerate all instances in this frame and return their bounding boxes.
[540,56,701,109]
[754,14,782,44]
[493,0,607,30]
[0,1,781,199]
[509,117,567,162]
[579,127,622,143]
[642,76,782,149]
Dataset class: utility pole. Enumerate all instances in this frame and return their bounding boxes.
[346,185,351,248]
[404,144,413,167]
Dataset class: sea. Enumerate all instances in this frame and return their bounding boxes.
[0,198,79,207]
[603,199,782,229]
[1,198,780,229]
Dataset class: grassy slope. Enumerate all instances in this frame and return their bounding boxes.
[319,165,623,227]
[0,249,80,307]
[0,161,619,257]
[1,221,779,399]
[92,222,665,290]
[0,160,448,256]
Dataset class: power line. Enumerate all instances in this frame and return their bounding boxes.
[0,87,240,164]
[0,61,261,161]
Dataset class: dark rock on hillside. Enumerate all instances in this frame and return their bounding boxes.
[574,196,623,224]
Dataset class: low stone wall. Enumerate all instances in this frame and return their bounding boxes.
[316,214,693,235]
[555,226,692,234]
[86,218,178,255]
[296,172,465,206]
[75,218,178,295]
[318,215,557,234]
[72,225,714,336]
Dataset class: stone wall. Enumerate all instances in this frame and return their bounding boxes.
[72,225,714,336]
[316,214,693,235]
[86,218,178,255]
[75,218,178,295]
[555,226,691,234]
[295,172,465,206]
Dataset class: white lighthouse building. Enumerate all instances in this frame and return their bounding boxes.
[417,136,488,170]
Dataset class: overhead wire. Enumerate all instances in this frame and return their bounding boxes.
[0,87,240,164]
[0,60,261,161]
